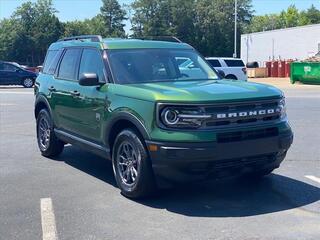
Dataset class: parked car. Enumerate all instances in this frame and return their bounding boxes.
[206,57,247,81]
[0,61,37,87]
[34,35,293,198]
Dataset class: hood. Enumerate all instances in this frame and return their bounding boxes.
[112,80,283,103]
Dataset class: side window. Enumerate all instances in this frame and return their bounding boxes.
[207,59,222,68]
[58,49,81,80]
[43,50,62,74]
[223,59,245,67]
[79,49,105,82]
[1,63,17,71]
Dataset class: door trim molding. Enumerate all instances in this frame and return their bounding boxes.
[54,129,111,159]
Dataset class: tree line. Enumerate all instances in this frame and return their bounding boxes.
[247,4,320,33]
[0,0,319,66]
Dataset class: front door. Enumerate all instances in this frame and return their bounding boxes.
[70,48,108,142]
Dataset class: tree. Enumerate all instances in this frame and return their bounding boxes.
[33,0,63,64]
[100,0,127,37]
[247,4,320,33]
[279,5,300,28]
[0,0,62,66]
[300,5,320,25]
[130,0,252,57]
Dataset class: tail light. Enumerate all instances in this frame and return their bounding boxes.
[242,67,247,75]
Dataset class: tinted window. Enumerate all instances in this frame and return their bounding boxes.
[207,59,222,67]
[224,59,245,67]
[58,49,81,80]
[79,49,105,82]
[0,63,18,71]
[108,49,218,84]
[43,50,61,74]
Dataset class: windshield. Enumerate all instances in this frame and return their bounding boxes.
[108,49,219,84]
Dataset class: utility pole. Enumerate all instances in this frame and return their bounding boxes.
[233,0,237,58]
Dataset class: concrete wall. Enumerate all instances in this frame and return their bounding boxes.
[241,24,320,66]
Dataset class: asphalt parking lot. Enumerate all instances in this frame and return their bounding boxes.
[0,78,319,240]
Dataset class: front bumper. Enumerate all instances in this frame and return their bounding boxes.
[146,130,293,186]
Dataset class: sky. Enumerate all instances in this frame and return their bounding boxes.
[1,0,320,32]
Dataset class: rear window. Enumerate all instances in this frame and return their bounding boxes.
[43,50,58,74]
[223,59,245,67]
[0,63,18,71]
[207,59,222,67]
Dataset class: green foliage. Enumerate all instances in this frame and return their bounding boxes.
[1,0,320,66]
[247,4,320,33]
[0,0,62,66]
[100,0,127,37]
[130,0,252,57]
[0,0,127,66]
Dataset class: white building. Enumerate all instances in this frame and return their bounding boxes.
[241,24,320,66]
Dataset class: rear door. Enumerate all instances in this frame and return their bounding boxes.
[207,59,222,70]
[223,59,247,80]
[51,48,82,133]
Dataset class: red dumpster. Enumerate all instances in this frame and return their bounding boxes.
[285,60,292,77]
[266,61,272,77]
[278,60,285,78]
[271,61,279,77]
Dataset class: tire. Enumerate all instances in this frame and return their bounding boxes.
[36,109,64,157]
[22,78,34,88]
[112,129,156,199]
[225,74,238,80]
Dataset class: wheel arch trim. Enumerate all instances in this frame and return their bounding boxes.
[105,111,150,147]
[34,95,53,119]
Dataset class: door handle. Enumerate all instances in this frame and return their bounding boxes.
[48,86,56,92]
[70,90,80,97]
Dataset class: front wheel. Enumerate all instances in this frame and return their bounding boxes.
[112,129,156,199]
[22,78,34,88]
[36,109,64,157]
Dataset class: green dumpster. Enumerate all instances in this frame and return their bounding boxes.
[290,62,320,85]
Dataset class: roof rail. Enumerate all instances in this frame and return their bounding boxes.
[135,36,183,43]
[58,35,103,42]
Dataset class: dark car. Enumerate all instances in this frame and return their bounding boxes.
[0,61,37,88]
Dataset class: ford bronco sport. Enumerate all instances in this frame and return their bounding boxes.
[34,35,293,198]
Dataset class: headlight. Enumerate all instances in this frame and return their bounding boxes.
[278,98,286,119]
[159,106,211,129]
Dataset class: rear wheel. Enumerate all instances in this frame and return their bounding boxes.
[22,78,34,88]
[112,129,156,199]
[36,109,64,157]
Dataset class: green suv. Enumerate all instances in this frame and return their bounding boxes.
[35,35,293,198]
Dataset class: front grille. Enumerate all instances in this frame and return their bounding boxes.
[217,127,279,143]
[202,98,282,128]
[186,153,277,174]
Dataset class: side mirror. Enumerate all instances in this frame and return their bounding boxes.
[79,73,100,86]
[217,69,225,79]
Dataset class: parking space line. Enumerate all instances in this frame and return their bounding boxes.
[0,103,17,106]
[305,175,320,184]
[0,91,33,94]
[40,198,58,240]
